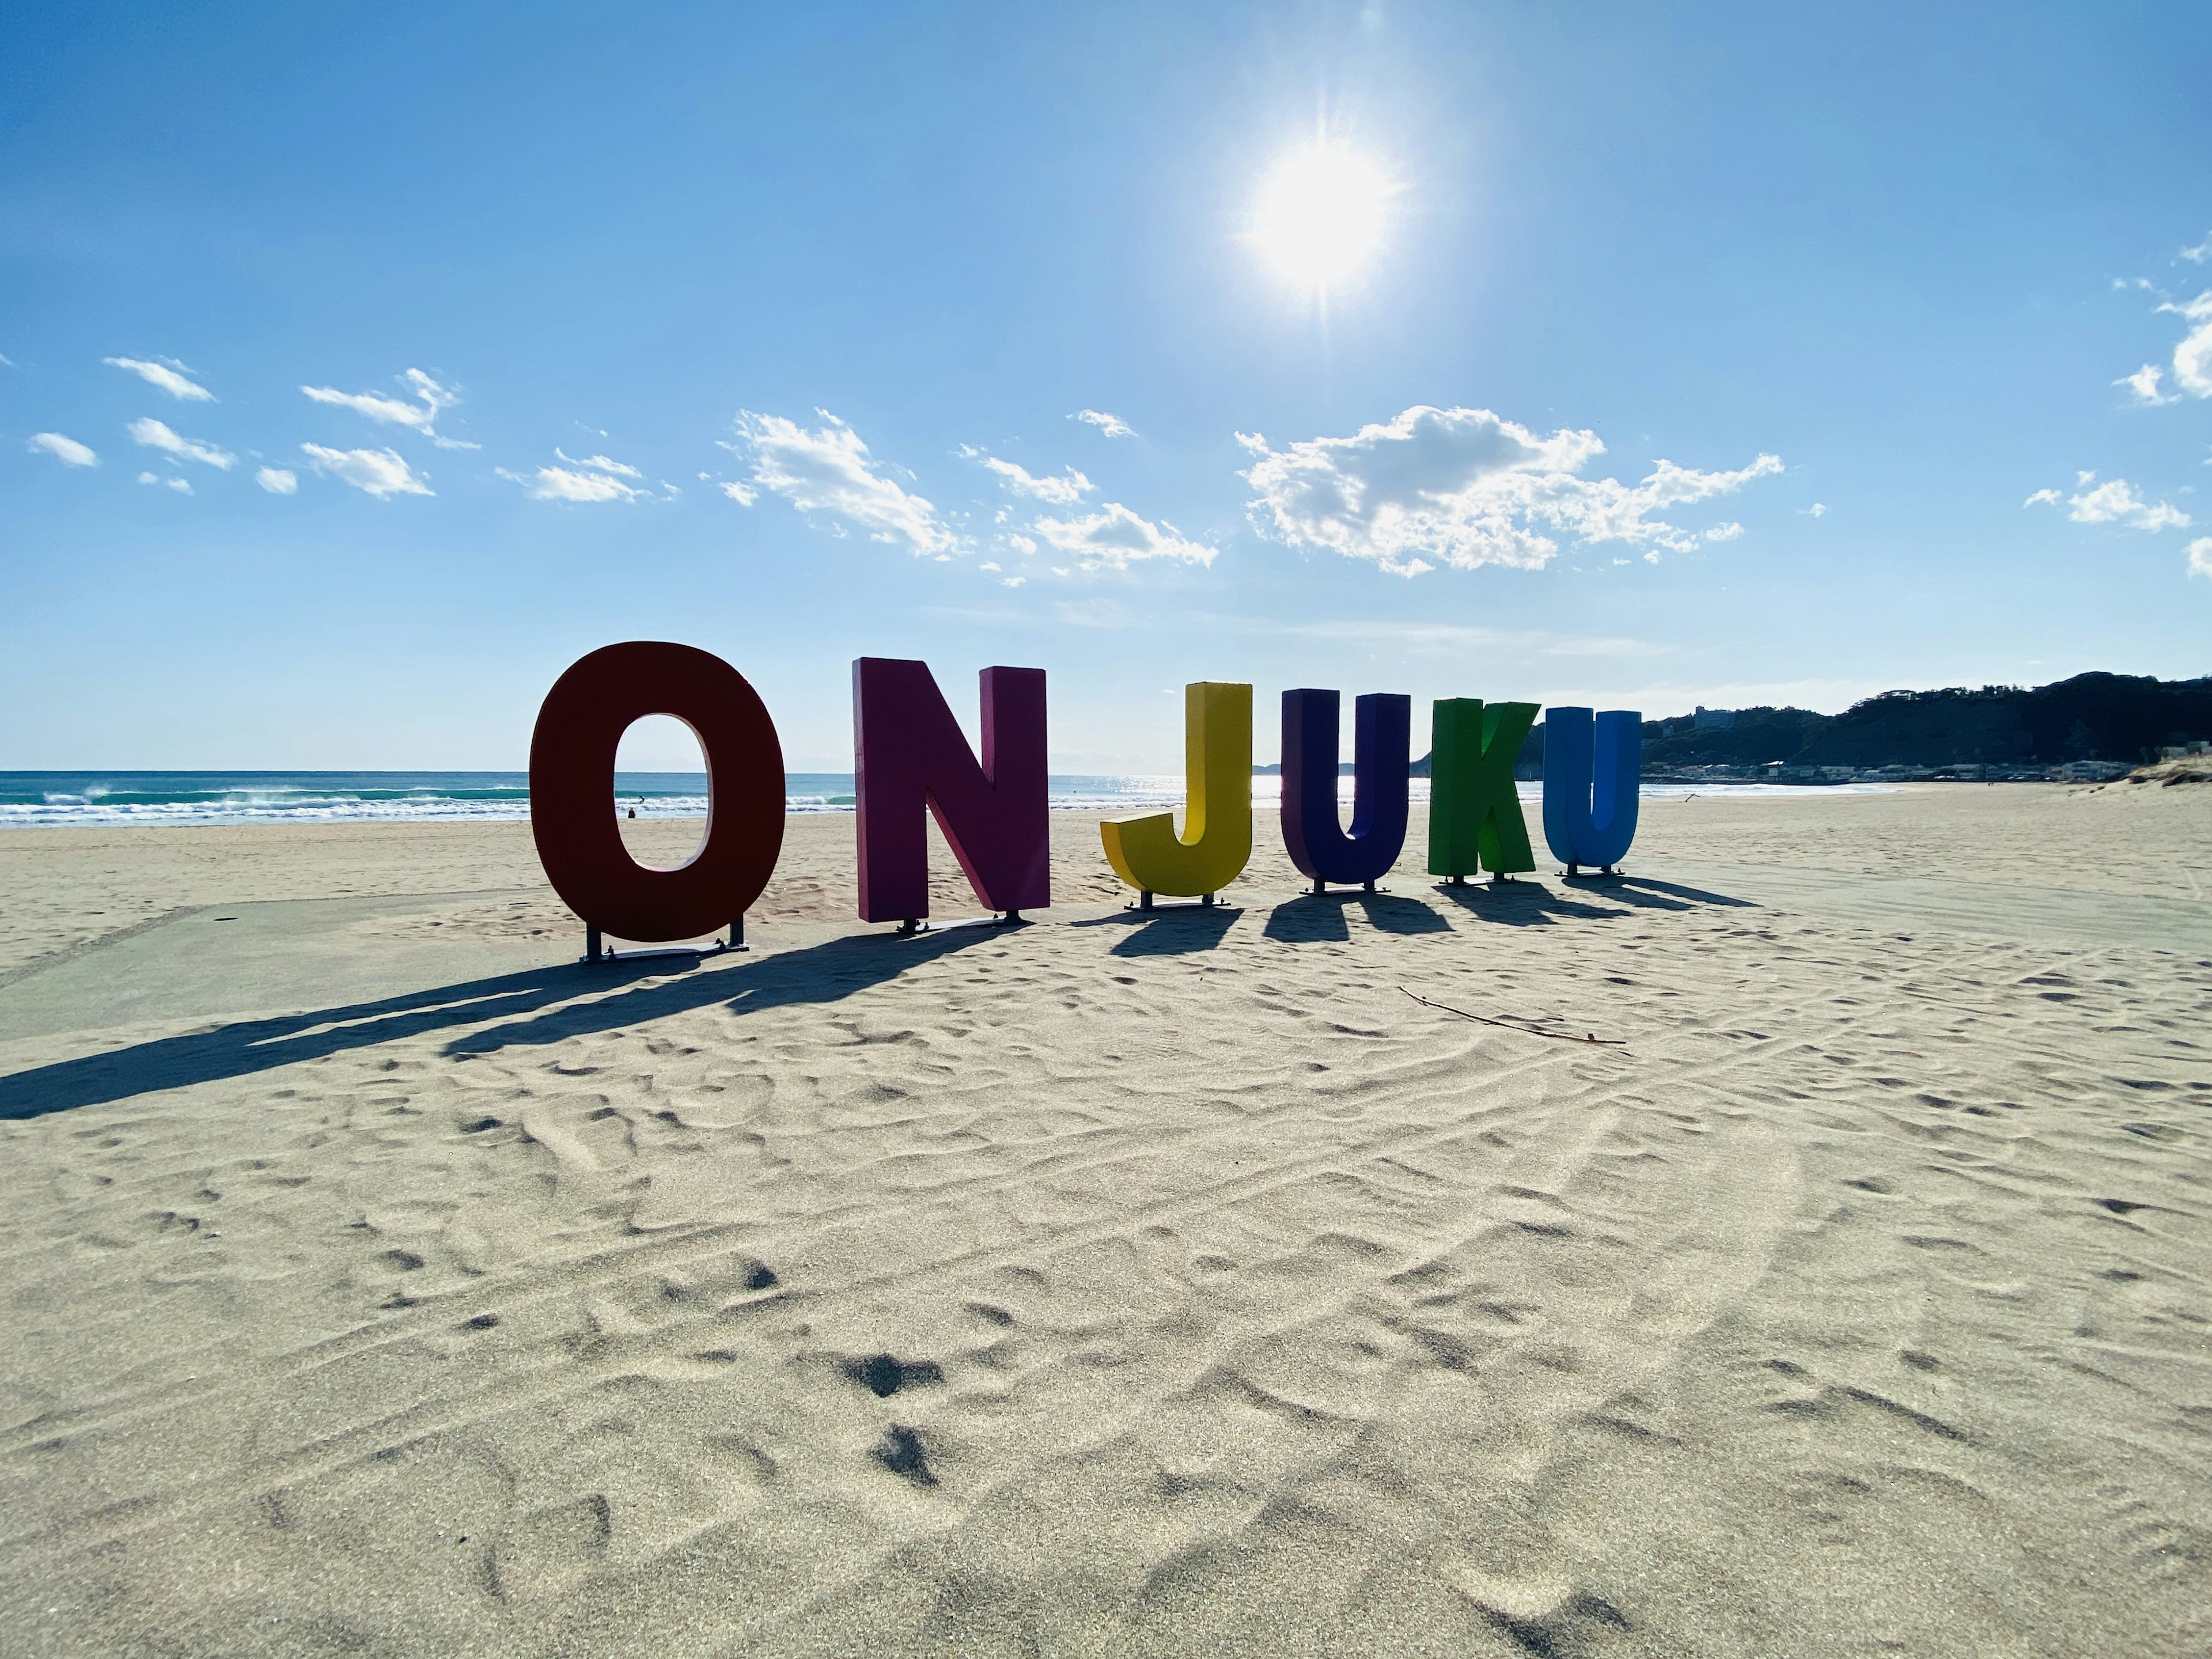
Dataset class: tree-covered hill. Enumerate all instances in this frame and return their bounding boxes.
[1404,672,2212,777]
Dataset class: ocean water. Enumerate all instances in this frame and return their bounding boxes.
[0,771,1194,827]
[0,771,1883,829]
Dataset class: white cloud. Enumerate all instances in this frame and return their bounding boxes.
[2181,233,2212,265]
[1239,405,1782,577]
[1704,521,1745,542]
[2028,474,2190,531]
[255,467,297,494]
[498,464,642,503]
[1006,532,1037,555]
[1070,409,1135,438]
[301,444,432,498]
[1002,575,1026,588]
[977,454,1093,503]
[497,447,649,503]
[28,431,97,467]
[555,447,641,478]
[2161,292,2212,399]
[1802,502,1828,517]
[2121,290,2212,405]
[726,410,961,555]
[104,356,214,402]
[2118,363,2173,406]
[0,351,14,368]
[1029,501,1214,569]
[301,368,461,438]
[2189,537,2212,577]
[721,480,759,506]
[138,471,191,494]
[127,418,234,469]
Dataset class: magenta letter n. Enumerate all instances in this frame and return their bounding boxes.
[852,658,1049,923]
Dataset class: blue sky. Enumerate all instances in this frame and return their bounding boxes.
[5,2,2209,771]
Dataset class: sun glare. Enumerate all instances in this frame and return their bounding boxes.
[1251,145,1397,293]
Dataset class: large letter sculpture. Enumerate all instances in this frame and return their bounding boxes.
[1542,707,1642,872]
[1427,698,1540,882]
[1281,688,1411,889]
[1101,681,1252,900]
[853,658,1048,925]
[530,641,785,946]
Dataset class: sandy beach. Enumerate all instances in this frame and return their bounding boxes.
[2,783,2208,1657]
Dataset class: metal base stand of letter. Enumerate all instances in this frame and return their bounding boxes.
[892,910,1027,937]
[1127,890,1233,912]
[583,915,747,964]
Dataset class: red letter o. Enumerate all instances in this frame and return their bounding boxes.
[529,642,784,942]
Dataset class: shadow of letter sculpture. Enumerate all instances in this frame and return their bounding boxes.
[1541,707,1642,872]
[853,658,1049,924]
[1427,697,1540,881]
[530,641,785,941]
[1100,682,1252,899]
[1281,688,1410,887]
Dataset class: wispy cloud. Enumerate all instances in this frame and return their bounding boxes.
[724,410,961,555]
[2027,472,2189,531]
[1052,598,1137,628]
[1029,502,1214,569]
[497,452,646,503]
[104,356,214,402]
[2189,537,2212,578]
[1801,502,1828,517]
[255,467,297,495]
[554,447,641,478]
[138,471,192,494]
[301,444,432,498]
[127,418,234,469]
[1238,406,1782,577]
[971,452,1093,504]
[1070,409,1135,439]
[2180,232,2212,266]
[1244,617,1670,658]
[2120,289,2212,405]
[28,431,97,467]
[301,368,473,444]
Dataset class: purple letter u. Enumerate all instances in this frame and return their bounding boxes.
[853,658,1049,923]
[1281,688,1411,886]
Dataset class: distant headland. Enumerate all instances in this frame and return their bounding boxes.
[1377,672,2212,785]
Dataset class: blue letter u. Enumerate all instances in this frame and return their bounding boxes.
[1541,708,1642,869]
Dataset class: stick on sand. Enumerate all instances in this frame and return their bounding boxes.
[1399,985,1627,1046]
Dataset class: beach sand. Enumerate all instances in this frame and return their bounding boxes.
[1,784,2207,1656]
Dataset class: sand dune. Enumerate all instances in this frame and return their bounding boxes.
[1,786,2207,1656]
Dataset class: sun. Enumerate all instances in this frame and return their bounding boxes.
[1250,144,1398,293]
